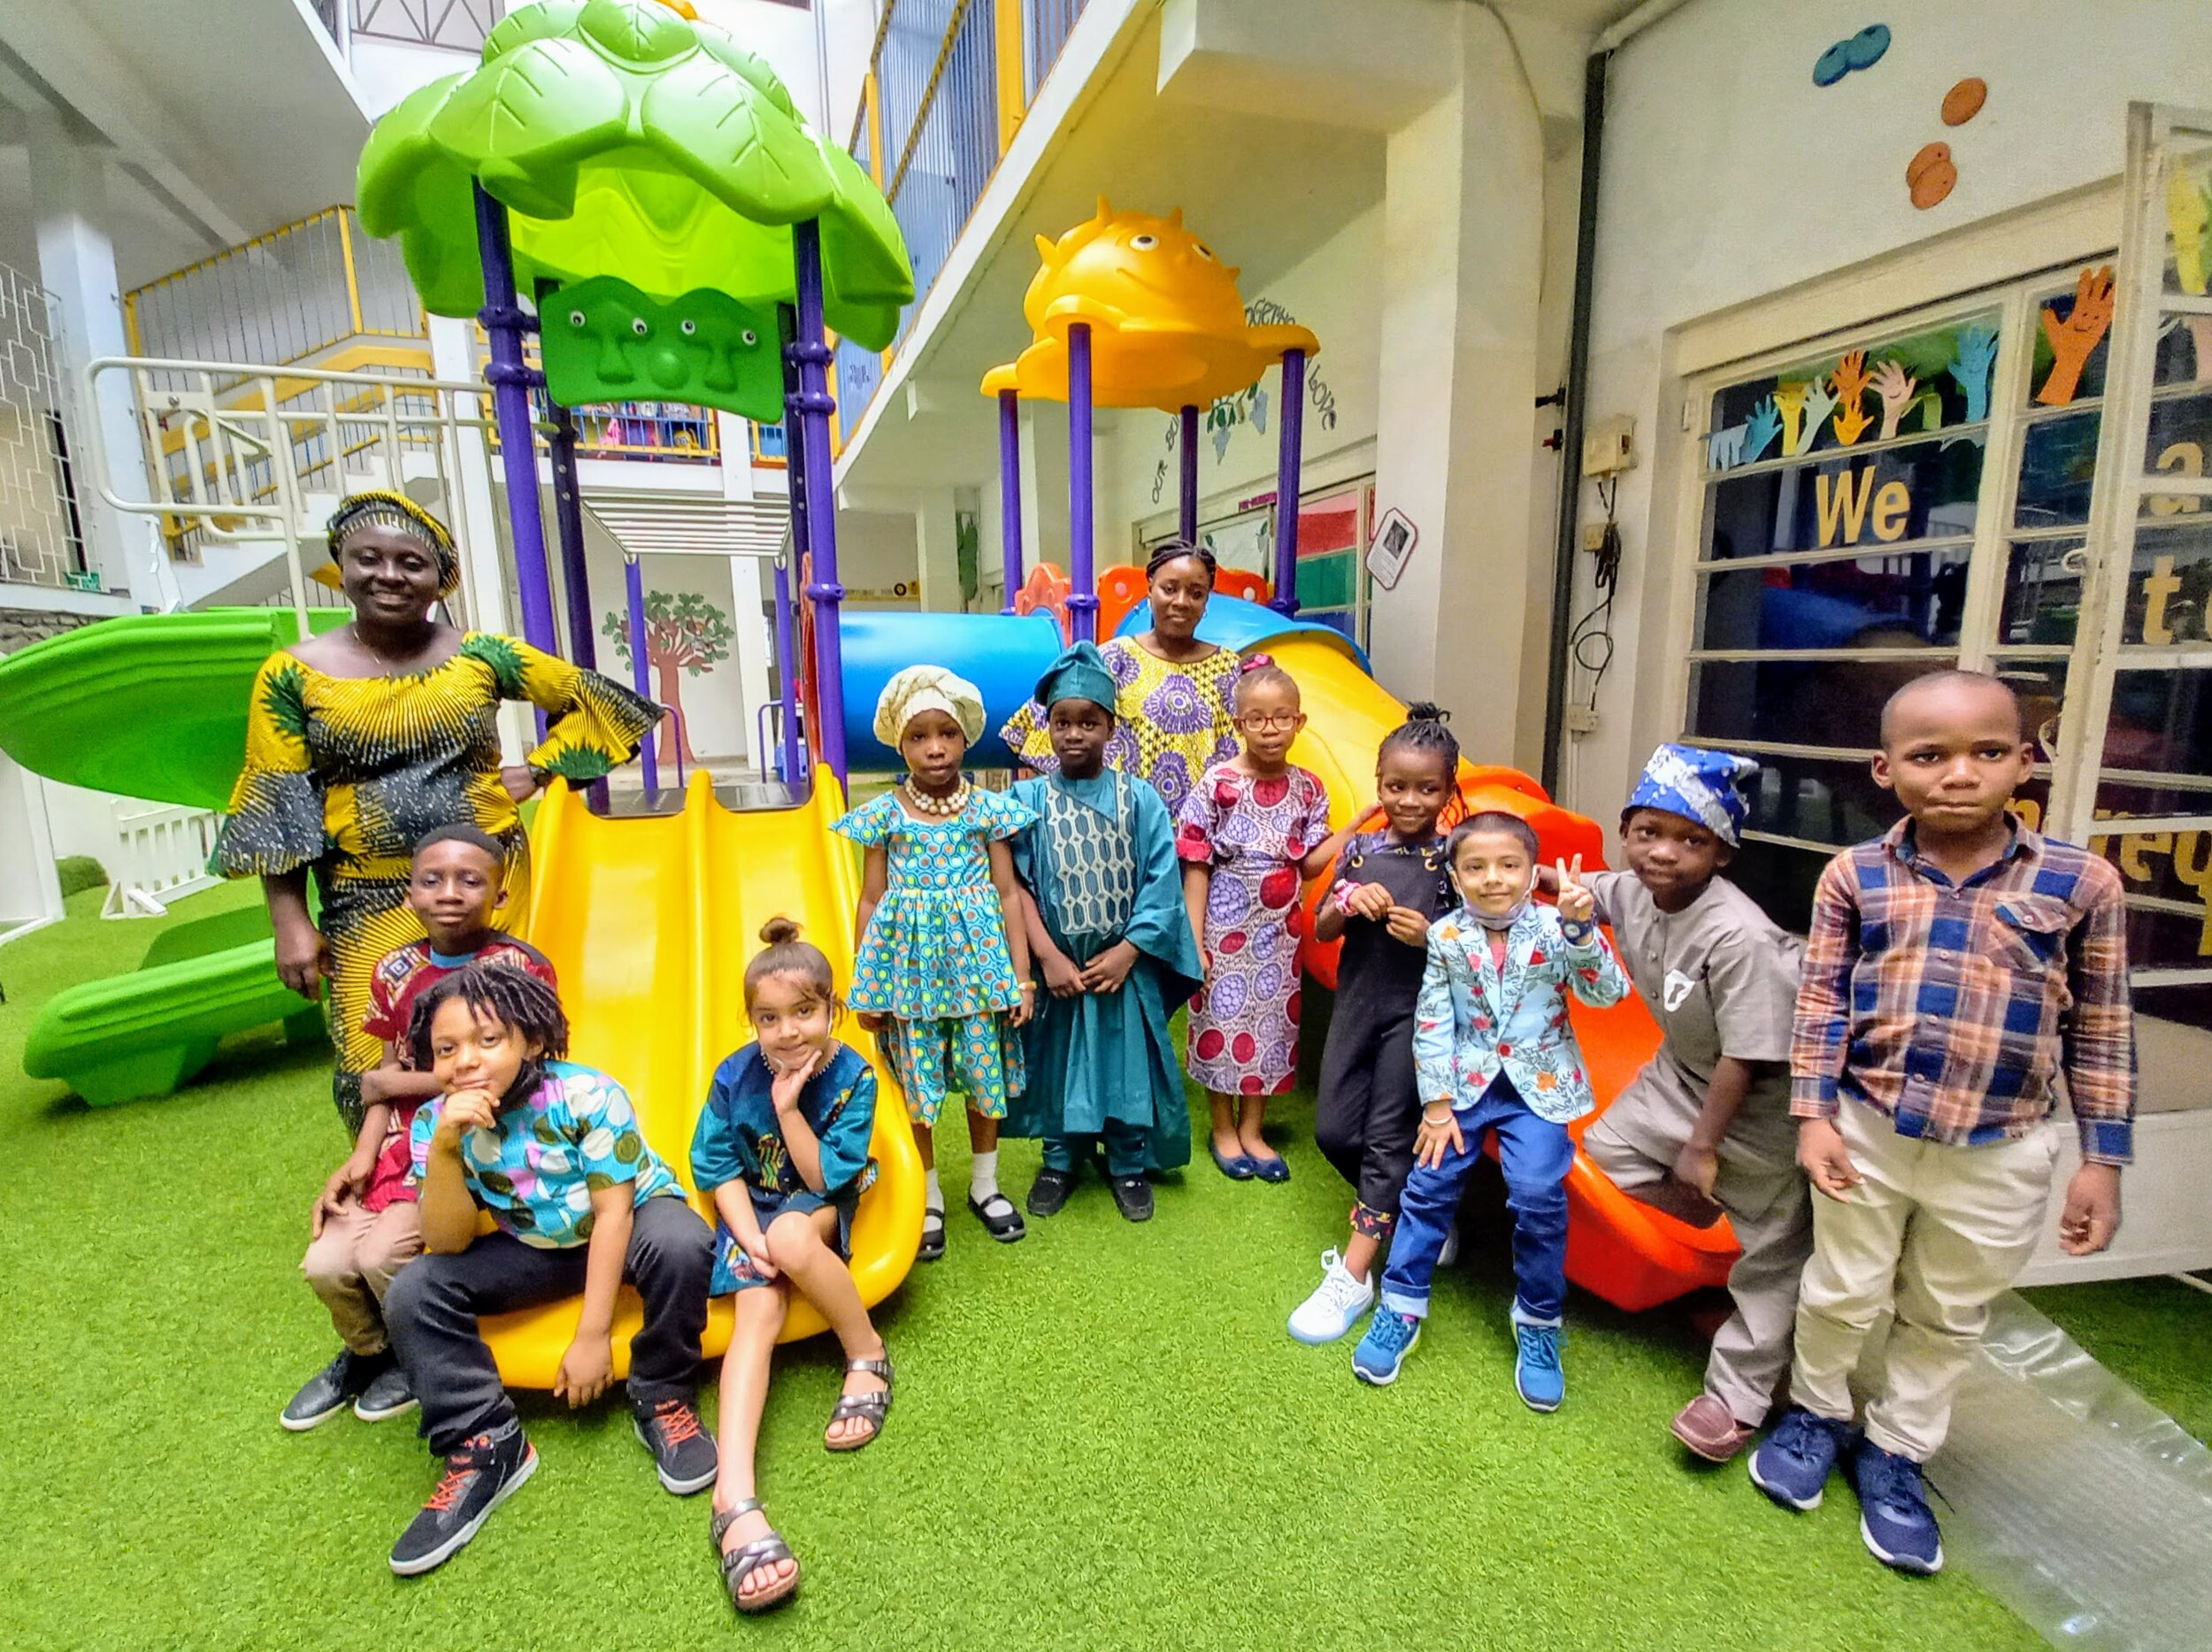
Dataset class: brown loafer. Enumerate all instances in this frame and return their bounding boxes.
[1671,1393,1758,1463]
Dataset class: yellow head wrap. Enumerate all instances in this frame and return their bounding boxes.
[326,489,461,599]
[873,665,986,748]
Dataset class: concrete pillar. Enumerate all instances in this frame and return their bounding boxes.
[26,115,163,606]
[1366,9,1544,753]
[915,488,962,612]
[979,465,1008,611]
[726,552,773,768]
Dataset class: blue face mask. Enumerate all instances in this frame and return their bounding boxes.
[1455,869,1534,930]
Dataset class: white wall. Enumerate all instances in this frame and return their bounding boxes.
[1570,0,2212,821]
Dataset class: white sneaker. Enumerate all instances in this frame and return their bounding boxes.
[1437,1222,1461,1268]
[1287,1249,1376,1345]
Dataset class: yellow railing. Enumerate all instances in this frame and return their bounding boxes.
[126,207,426,378]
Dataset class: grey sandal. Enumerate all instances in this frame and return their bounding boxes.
[710,1498,799,1614]
[824,1354,894,1453]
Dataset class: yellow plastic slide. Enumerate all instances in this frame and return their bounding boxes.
[479,771,924,1387]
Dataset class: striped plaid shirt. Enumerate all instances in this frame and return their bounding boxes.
[1790,819,2136,1164]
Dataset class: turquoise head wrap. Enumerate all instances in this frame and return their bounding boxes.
[1033,641,1118,715]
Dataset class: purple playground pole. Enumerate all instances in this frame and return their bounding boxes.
[472,183,557,657]
[1066,321,1097,642]
[999,388,1024,613]
[546,403,607,811]
[1271,348,1306,616]
[773,557,803,788]
[625,555,660,797]
[788,219,847,783]
[1179,403,1199,543]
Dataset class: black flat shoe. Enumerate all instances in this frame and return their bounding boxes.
[1108,1175,1155,1223]
[968,1191,1026,1242]
[918,1206,946,1262]
[1026,1168,1077,1218]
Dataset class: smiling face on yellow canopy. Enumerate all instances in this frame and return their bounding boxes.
[1025,201,1248,334]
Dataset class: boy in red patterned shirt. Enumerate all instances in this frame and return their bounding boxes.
[282,825,556,1432]
[1748,672,2133,1576]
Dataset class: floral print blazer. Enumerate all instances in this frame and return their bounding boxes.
[1411,903,1632,1125]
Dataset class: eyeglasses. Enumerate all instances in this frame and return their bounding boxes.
[1238,712,1302,732]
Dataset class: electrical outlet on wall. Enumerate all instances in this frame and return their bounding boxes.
[1581,415,1635,477]
[1564,705,1600,734]
[1580,523,1609,553]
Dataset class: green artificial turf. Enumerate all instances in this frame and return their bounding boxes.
[0,884,2192,1649]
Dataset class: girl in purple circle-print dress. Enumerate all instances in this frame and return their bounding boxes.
[1174,661,1360,1182]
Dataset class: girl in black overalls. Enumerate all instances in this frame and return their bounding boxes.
[1287,706,1462,1345]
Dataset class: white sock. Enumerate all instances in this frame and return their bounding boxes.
[924,1168,943,1212]
[970,1149,1000,1205]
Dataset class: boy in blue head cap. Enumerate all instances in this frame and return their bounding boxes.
[1578,743,1813,1464]
[1003,642,1205,1222]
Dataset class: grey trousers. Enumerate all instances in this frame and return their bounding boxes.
[1582,1074,1813,1425]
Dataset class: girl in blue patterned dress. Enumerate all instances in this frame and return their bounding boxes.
[693,918,890,1615]
[836,666,1035,1260]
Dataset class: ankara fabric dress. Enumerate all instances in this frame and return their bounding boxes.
[1000,637,1240,813]
[833,788,1036,1126]
[213,634,658,1133]
[1176,762,1331,1095]
[1005,771,1203,1172]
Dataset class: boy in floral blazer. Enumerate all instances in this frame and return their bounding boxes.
[1349,812,1629,1409]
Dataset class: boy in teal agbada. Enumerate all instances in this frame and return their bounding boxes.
[1006,642,1205,1222]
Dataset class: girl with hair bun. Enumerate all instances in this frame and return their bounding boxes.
[691,916,890,1614]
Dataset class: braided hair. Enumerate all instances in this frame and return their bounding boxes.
[744,916,842,1018]
[1379,702,1459,776]
[406,962,569,1100]
[1144,540,1217,586]
[1233,655,1299,713]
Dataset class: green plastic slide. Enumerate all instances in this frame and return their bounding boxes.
[0,609,344,1103]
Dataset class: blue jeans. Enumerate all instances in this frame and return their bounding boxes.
[1379,1073,1574,1325]
[1043,1122,1148,1177]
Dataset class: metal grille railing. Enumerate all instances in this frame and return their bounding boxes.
[842,0,1092,432]
[125,208,426,393]
[351,0,500,50]
[0,262,90,592]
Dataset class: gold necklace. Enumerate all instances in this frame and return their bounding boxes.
[353,622,432,674]
[902,777,972,817]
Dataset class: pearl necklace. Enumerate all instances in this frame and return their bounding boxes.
[902,777,972,817]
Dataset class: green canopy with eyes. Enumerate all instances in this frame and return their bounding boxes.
[355,0,914,352]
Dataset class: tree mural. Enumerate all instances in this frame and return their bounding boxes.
[602,589,733,765]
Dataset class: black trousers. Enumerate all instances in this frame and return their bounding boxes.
[1314,1005,1421,1236]
[385,1195,712,1455]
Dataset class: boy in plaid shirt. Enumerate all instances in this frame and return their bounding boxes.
[1748,671,2134,1576]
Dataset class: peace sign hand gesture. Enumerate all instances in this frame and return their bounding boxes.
[1554,856,1594,926]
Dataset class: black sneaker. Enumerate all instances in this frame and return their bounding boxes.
[389,1426,537,1577]
[1108,1175,1155,1223]
[634,1395,718,1495]
[1026,1167,1077,1218]
[354,1363,418,1423]
[280,1348,387,1432]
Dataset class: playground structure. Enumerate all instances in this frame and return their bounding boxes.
[0,1,1736,1371]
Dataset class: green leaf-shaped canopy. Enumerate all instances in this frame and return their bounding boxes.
[356,0,913,350]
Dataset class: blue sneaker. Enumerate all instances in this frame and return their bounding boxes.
[1512,1318,1565,1412]
[1850,1440,1944,1574]
[1350,1309,1421,1386]
[1747,1405,1852,1511]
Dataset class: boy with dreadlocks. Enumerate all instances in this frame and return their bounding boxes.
[1289,705,1463,1344]
[381,964,715,1577]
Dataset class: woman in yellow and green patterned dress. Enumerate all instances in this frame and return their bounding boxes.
[213,491,661,1133]
[998,543,1240,814]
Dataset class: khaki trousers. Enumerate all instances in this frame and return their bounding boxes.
[1790,1099,2061,1461]
[301,1198,423,1356]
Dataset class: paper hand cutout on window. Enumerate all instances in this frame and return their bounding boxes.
[2035,266,2116,407]
[1946,323,1998,422]
[1870,359,1919,442]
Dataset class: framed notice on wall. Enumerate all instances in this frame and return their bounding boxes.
[1365,507,1417,589]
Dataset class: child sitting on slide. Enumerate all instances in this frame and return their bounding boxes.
[284,825,556,1433]
[380,964,716,1577]
[695,918,891,1616]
